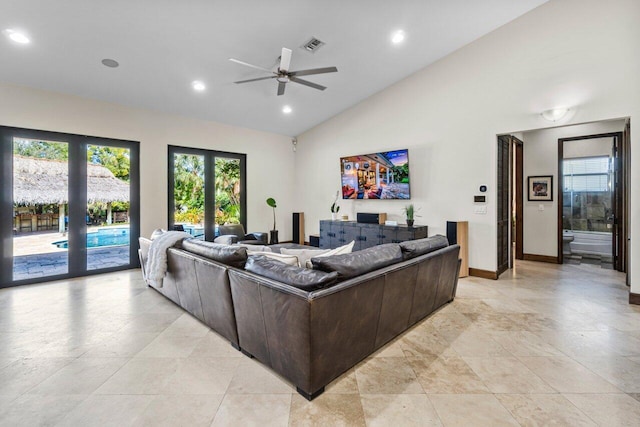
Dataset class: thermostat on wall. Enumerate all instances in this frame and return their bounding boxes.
[474,195,486,203]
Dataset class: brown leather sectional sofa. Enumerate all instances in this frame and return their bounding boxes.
[139,236,460,400]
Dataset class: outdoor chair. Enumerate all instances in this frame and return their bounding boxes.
[19,214,33,232]
[215,224,267,245]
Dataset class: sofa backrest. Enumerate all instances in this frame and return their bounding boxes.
[399,234,449,260]
[181,238,248,268]
[310,243,403,279]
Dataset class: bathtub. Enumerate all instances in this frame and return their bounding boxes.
[566,231,612,258]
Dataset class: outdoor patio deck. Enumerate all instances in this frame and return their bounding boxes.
[13,246,130,281]
[11,227,131,281]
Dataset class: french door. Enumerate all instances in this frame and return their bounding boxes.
[168,146,246,241]
[0,126,140,288]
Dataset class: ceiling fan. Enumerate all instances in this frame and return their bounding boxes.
[229,47,337,96]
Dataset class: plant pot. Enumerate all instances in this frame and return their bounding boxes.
[269,230,279,245]
[331,212,337,221]
[406,220,414,227]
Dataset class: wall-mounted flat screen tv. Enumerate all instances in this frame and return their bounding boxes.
[340,149,410,199]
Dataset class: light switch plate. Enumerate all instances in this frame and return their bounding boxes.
[474,206,487,215]
[538,204,544,211]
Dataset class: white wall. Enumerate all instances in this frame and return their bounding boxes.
[294,0,640,294]
[0,83,295,240]
[564,137,613,159]
[522,121,624,257]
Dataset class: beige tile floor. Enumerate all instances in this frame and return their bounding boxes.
[0,260,639,426]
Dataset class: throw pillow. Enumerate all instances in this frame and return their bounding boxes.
[399,235,449,260]
[245,255,339,291]
[248,251,298,266]
[280,248,331,268]
[305,240,355,268]
[213,235,235,245]
[239,244,272,253]
[311,243,403,279]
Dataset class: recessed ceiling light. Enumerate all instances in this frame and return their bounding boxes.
[101,58,119,68]
[3,29,30,44]
[391,30,405,44]
[282,105,292,114]
[192,81,206,92]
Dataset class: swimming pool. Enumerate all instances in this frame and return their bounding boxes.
[52,227,130,249]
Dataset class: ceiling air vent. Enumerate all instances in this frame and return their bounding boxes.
[301,37,325,53]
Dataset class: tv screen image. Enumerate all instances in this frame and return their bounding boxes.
[340,149,410,199]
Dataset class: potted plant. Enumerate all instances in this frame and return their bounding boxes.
[403,204,419,227]
[266,197,278,244]
[330,191,340,220]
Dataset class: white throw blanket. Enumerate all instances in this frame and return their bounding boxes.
[147,231,191,287]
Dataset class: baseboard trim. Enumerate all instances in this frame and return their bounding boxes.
[469,268,498,280]
[630,292,640,306]
[523,253,560,264]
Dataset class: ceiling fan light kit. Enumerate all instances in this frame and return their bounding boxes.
[230,47,337,96]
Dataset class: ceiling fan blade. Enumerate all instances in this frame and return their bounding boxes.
[234,76,277,84]
[289,66,338,77]
[229,58,274,74]
[277,81,286,96]
[279,48,292,72]
[290,76,326,91]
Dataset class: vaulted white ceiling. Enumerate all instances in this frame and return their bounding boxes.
[0,0,548,136]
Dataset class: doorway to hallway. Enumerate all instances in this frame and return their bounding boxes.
[496,118,630,281]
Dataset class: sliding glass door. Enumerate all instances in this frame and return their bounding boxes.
[0,126,140,288]
[12,137,70,281]
[86,143,133,271]
[168,146,245,241]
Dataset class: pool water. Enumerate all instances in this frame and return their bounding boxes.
[52,227,130,249]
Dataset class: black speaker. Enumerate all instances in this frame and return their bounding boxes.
[293,212,304,245]
[357,212,387,224]
[446,221,457,245]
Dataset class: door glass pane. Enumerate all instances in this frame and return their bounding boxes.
[12,138,69,280]
[562,156,613,232]
[214,157,241,230]
[173,153,205,239]
[86,145,131,270]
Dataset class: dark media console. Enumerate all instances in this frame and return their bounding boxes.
[319,220,428,251]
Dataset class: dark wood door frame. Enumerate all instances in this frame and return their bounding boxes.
[496,135,524,276]
[514,137,524,260]
[497,136,510,276]
[557,132,626,271]
[623,120,631,285]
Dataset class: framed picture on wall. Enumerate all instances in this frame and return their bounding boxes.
[528,175,553,201]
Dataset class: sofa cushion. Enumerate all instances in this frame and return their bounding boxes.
[311,243,403,279]
[245,255,339,291]
[248,251,298,266]
[280,247,331,268]
[181,239,248,268]
[399,235,449,260]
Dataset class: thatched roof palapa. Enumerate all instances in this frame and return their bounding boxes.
[13,156,130,205]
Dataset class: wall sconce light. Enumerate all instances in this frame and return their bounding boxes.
[541,108,570,122]
[291,137,297,152]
